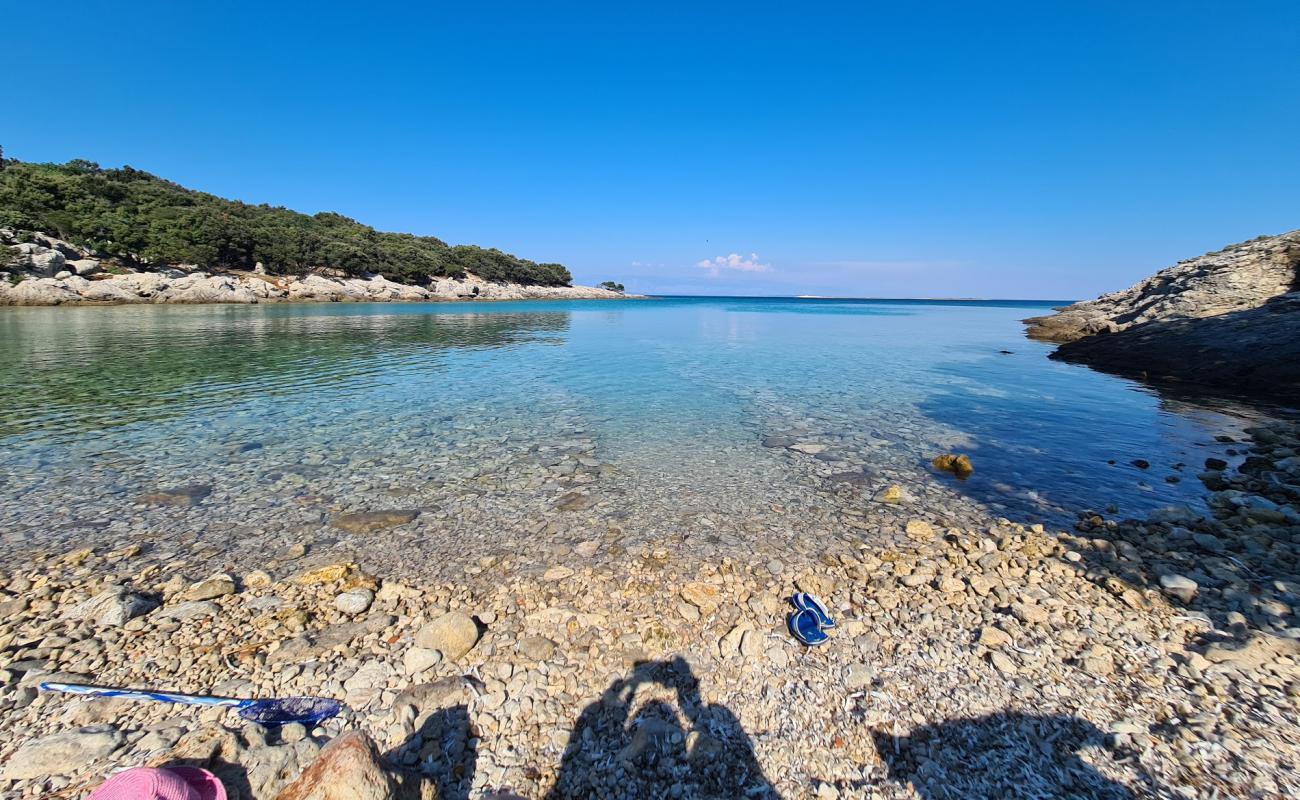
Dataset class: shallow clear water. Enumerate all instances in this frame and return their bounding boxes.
[0,297,1262,575]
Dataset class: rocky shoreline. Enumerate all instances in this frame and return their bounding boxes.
[2,420,1298,799]
[1,230,629,306]
[1024,230,1300,401]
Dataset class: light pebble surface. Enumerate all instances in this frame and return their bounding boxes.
[0,421,1297,798]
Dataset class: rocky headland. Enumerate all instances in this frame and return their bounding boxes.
[1024,230,1300,401]
[2,420,1298,799]
[1,230,629,306]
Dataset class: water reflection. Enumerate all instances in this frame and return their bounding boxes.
[0,305,572,440]
[0,297,1265,568]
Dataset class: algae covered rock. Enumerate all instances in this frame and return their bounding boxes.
[931,453,973,479]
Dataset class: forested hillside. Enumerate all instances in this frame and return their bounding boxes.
[0,157,572,286]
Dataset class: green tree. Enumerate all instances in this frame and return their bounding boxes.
[0,157,575,286]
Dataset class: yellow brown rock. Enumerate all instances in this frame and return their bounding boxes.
[931,454,974,479]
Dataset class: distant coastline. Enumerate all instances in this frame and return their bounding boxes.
[0,266,634,307]
[650,293,1074,305]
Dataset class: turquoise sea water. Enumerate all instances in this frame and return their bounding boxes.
[0,297,1262,571]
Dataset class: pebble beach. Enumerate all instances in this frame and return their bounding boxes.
[2,412,1298,799]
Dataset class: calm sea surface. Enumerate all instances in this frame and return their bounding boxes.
[0,297,1264,576]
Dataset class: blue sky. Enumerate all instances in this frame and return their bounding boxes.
[3,2,1297,298]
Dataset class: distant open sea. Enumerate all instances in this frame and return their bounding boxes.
[0,296,1259,571]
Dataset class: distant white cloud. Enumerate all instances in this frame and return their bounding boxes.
[696,252,771,277]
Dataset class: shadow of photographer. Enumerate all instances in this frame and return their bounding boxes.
[546,656,779,799]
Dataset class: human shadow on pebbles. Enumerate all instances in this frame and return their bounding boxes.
[870,713,1164,799]
[547,657,778,799]
[387,703,477,800]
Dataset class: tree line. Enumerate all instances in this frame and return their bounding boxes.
[0,156,572,286]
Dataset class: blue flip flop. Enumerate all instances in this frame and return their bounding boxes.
[792,592,836,629]
[787,609,829,646]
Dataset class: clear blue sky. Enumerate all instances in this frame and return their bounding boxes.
[3,1,1297,298]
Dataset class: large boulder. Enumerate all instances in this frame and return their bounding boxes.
[64,585,157,627]
[286,274,355,302]
[31,232,86,258]
[156,273,261,304]
[66,257,102,276]
[272,731,396,800]
[6,242,66,276]
[3,725,124,780]
[0,276,84,305]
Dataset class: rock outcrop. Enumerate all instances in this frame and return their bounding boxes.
[1024,230,1300,400]
[1,228,630,306]
[1024,230,1300,342]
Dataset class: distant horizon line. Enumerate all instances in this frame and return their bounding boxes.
[631,293,1076,304]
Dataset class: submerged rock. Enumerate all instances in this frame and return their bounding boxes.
[330,509,420,534]
[931,454,974,479]
[138,484,212,506]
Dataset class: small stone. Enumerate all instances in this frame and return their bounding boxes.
[1080,645,1116,676]
[844,663,874,689]
[905,519,935,540]
[790,442,826,454]
[681,582,722,615]
[517,635,557,661]
[815,781,840,800]
[978,626,1011,648]
[157,600,221,620]
[334,589,374,615]
[292,563,353,585]
[719,624,749,658]
[414,611,480,661]
[1159,573,1198,603]
[767,645,790,669]
[1012,602,1049,625]
[990,651,1017,675]
[402,647,442,676]
[739,629,764,659]
[937,576,965,593]
[181,574,236,602]
[242,570,273,589]
[968,575,996,596]
[874,485,906,503]
[543,566,575,581]
[280,723,308,744]
[343,661,393,697]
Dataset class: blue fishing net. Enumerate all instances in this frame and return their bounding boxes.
[238,696,344,725]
